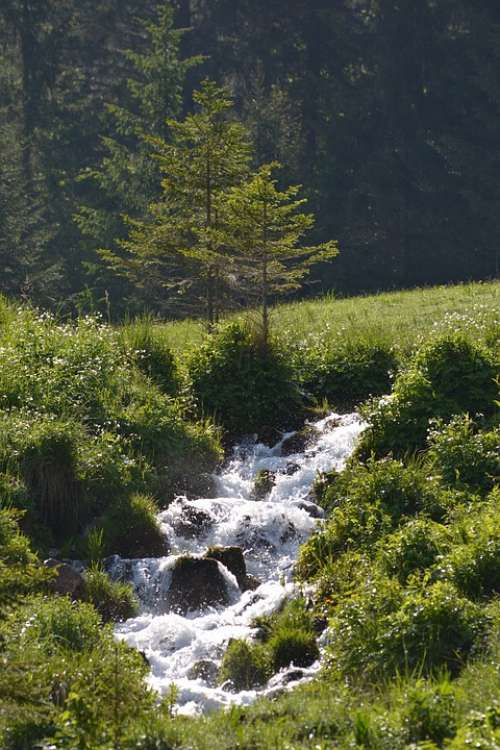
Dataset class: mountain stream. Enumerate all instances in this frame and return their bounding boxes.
[114,413,365,715]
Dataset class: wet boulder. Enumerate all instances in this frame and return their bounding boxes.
[172,503,214,539]
[280,426,318,457]
[251,469,276,500]
[204,545,261,592]
[291,499,324,519]
[44,558,85,600]
[282,462,300,476]
[280,520,297,544]
[187,659,219,686]
[167,556,229,613]
[244,574,262,591]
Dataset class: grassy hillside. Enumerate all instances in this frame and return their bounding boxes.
[153,280,499,355]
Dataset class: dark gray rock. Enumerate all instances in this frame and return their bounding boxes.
[44,558,85,600]
[280,426,318,457]
[167,556,229,613]
[251,469,276,500]
[204,546,247,589]
[292,499,324,519]
[187,659,219,686]
[173,504,214,539]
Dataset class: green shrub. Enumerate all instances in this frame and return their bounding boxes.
[378,519,451,584]
[100,493,166,558]
[2,595,103,655]
[0,508,49,612]
[358,334,498,459]
[297,458,446,580]
[438,493,500,599]
[187,322,303,439]
[446,706,500,750]
[414,335,497,415]
[118,381,222,497]
[328,578,486,679]
[0,595,153,750]
[218,639,271,690]
[121,316,180,395]
[84,565,138,622]
[302,339,398,409]
[403,680,457,745]
[427,416,499,494]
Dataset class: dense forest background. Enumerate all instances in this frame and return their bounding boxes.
[1,0,499,317]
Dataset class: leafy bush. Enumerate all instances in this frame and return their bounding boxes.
[84,565,138,622]
[0,595,153,750]
[297,458,446,580]
[403,680,457,745]
[2,595,103,655]
[100,493,166,558]
[20,419,82,538]
[328,578,486,679]
[0,508,49,612]
[0,307,222,545]
[438,493,500,599]
[187,322,303,439]
[301,339,398,409]
[218,639,271,691]
[427,416,499,494]
[358,334,498,458]
[378,519,451,583]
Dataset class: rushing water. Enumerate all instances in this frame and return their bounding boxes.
[114,413,364,715]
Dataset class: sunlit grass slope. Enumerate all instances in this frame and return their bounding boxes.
[153,280,499,355]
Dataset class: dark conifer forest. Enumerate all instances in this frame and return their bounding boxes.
[1,1,499,316]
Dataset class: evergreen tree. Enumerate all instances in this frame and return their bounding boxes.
[76,1,195,314]
[100,80,252,322]
[223,164,339,343]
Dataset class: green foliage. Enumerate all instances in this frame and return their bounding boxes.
[378,519,451,584]
[20,418,81,537]
[297,458,446,580]
[0,596,153,749]
[328,578,486,679]
[3,595,103,655]
[0,507,49,612]
[188,321,304,438]
[427,415,499,494]
[437,492,500,599]
[301,338,398,409]
[268,627,319,671]
[101,80,252,322]
[218,639,271,691]
[402,680,458,745]
[100,493,165,558]
[121,316,180,395]
[222,162,338,342]
[84,565,138,623]
[358,334,498,459]
[0,305,222,544]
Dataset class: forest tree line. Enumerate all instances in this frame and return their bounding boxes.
[0,0,499,317]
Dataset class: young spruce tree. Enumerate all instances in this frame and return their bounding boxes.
[222,163,339,344]
[101,80,252,323]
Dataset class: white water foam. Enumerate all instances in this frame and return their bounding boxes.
[115,412,364,715]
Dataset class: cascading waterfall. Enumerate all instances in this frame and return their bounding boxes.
[114,413,365,715]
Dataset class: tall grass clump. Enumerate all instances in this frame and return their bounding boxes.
[120,315,180,395]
